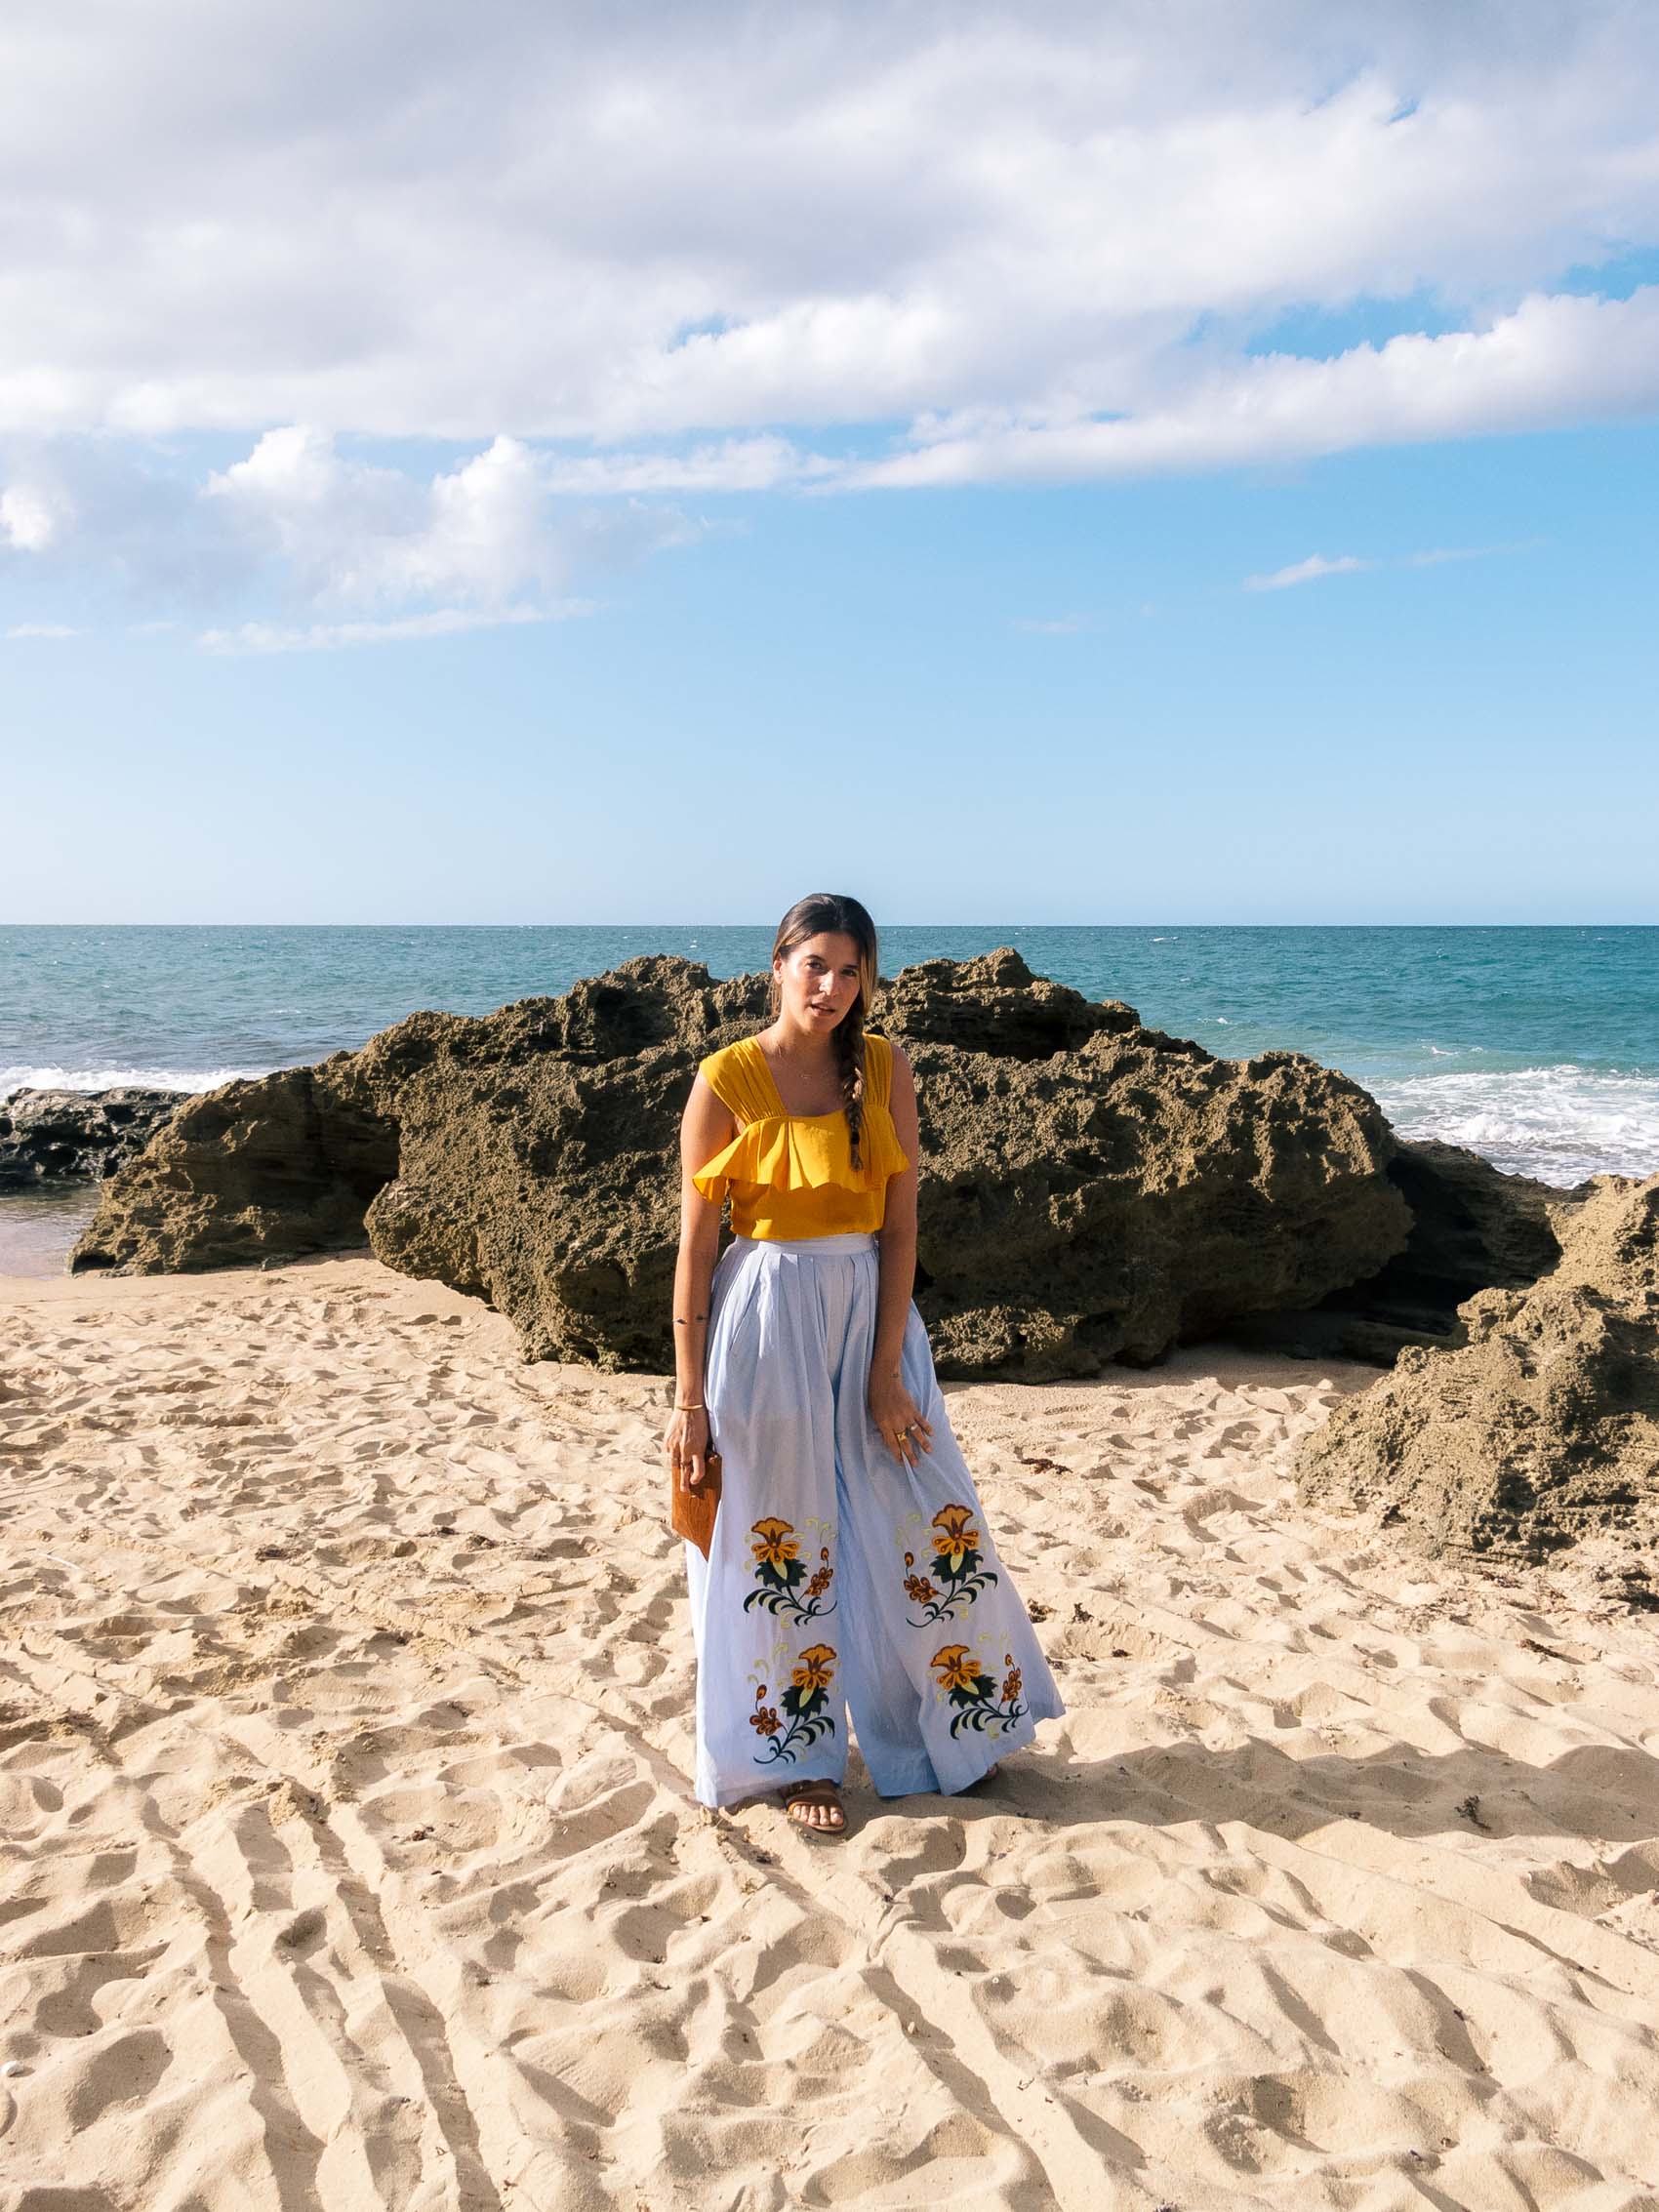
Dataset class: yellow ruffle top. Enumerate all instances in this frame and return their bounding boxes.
[692,1032,911,1240]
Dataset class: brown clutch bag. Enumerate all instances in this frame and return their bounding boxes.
[669,1438,722,1558]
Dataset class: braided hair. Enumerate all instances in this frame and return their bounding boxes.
[767,893,880,1169]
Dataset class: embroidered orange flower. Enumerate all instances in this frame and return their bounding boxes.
[931,1503,982,1571]
[750,1518,800,1573]
[753,1641,839,1767]
[1001,1667,1023,1705]
[905,1573,939,1605]
[931,1644,984,1695]
[790,1644,836,1695]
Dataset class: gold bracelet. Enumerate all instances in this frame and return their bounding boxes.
[674,1401,706,1411]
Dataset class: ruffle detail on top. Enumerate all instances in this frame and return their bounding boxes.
[692,1106,910,1206]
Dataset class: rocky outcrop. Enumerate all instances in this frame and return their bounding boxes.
[880,954,1139,1057]
[878,966,1409,1376]
[0,1087,182,1189]
[72,948,1411,1379]
[1385,1140,1574,1300]
[1230,1140,1579,1364]
[68,1067,399,1274]
[1297,1174,1659,1583]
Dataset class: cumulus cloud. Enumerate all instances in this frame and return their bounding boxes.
[0,1,1654,461]
[205,429,599,608]
[837,287,1659,488]
[2,0,1657,634]
[0,427,693,633]
[539,436,827,497]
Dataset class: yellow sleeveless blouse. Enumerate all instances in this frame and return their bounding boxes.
[692,1032,911,1240]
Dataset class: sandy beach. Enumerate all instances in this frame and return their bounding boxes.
[2,1255,1656,2211]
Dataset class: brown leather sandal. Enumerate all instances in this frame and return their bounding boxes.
[781,1778,847,1838]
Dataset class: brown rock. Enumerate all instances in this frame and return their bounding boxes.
[1229,1138,1580,1365]
[69,1066,398,1274]
[881,945,1138,1056]
[892,994,1407,1375]
[75,948,1411,1379]
[1386,1139,1577,1298]
[1296,1173,1659,1578]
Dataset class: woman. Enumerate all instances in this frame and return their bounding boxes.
[666,894,1063,1836]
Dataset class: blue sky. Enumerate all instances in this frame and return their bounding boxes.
[4,3,1657,923]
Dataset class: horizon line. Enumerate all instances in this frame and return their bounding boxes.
[3,920,1658,934]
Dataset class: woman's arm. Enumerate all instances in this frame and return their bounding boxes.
[870,1041,934,1468]
[667,1072,733,1488]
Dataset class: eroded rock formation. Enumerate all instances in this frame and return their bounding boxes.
[0,1087,181,1190]
[72,948,1411,1379]
[1297,1173,1659,1585]
[1231,1139,1578,1364]
[69,1066,399,1275]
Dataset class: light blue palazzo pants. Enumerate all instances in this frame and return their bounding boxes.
[685,1230,1065,1808]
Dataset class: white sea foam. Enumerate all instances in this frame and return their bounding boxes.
[7,1056,1656,1195]
[1,1064,272,1097]
[1372,1065,1659,1186]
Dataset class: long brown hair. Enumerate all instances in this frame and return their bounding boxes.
[768,893,880,1167]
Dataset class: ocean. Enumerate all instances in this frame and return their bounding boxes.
[3,926,1656,1276]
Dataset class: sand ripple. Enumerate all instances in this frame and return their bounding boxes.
[1,1257,1656,2210]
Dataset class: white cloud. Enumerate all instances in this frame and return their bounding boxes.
[205,428,594,608]
[838,286,1659,489]
[1244,553,1372,592]
[2,484,64,551]
[6,621,79,638]
[1242,535,1544,591]
[0,2,1653,463]
[0,426,693,633]
[1,0,1658,638]
[198,604,590,655]
[539,436,826,496]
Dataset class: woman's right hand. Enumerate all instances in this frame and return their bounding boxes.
[666,1404,712,1490]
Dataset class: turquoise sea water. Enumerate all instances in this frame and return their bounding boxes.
[3,926,1656,1202]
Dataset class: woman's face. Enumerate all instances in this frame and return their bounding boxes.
[775,931,862,1033]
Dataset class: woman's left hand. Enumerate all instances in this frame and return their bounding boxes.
[869,1371,934,1468]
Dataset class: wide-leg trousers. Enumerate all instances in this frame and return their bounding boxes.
[685,1230,1065,1808]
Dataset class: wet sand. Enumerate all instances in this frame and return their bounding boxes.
[0,1184,101,1279]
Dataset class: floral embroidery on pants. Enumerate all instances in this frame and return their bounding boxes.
[902,1502,999,1625]
[744,1516,835,1621]
[751,1643,838,1766]
[931,1644,1027,1738]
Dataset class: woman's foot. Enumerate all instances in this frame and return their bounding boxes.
[781,1778,847,1837]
